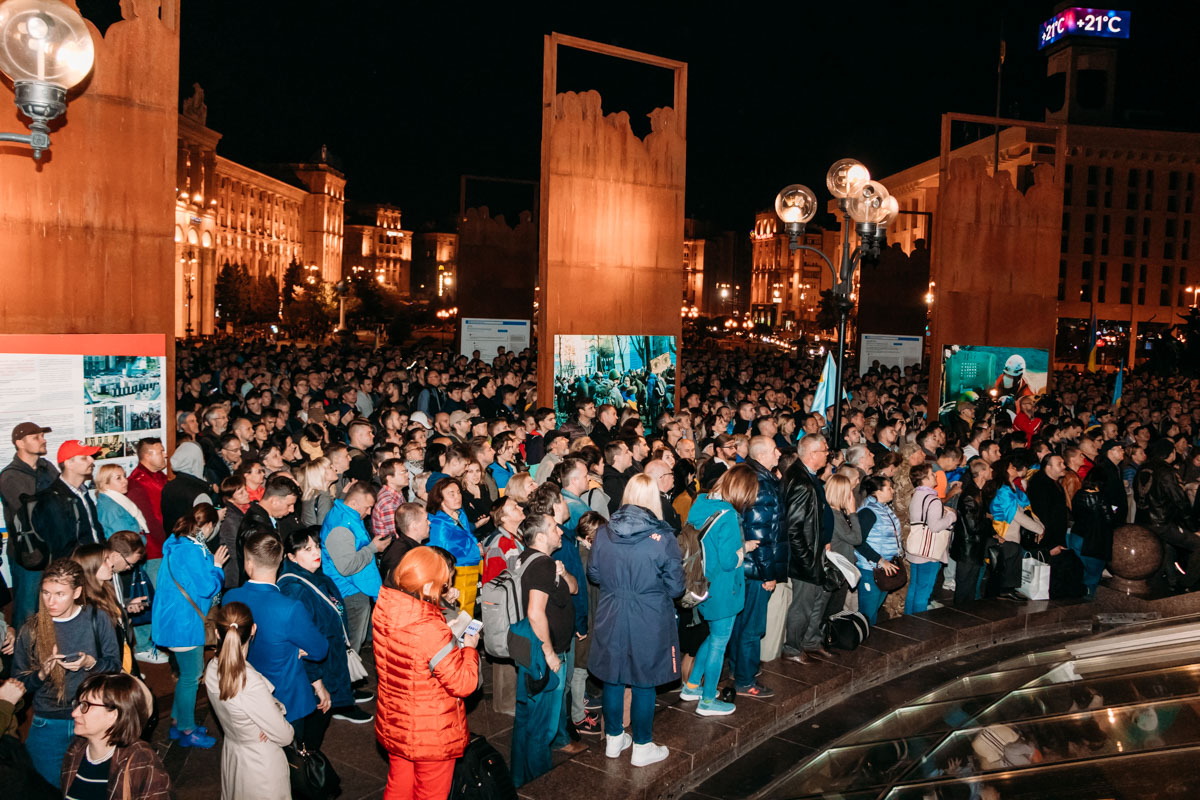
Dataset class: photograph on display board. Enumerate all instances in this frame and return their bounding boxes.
[89,404,126,435]
[940,345,1050,412]
[553,335,676,431]
[128,403,162,432]
[84,434,129,461]
[83,355,162,405]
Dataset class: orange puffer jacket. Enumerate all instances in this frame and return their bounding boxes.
[373,586,480,761]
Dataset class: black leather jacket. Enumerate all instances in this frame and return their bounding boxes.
[740,459,787,582]
[949,481,991,564]
[1071,485,1115,561]
[1134,458,1195,537]
[782,461,824,585]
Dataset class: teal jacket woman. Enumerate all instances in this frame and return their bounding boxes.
[687,494,745,621]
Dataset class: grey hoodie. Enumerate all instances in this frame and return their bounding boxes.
[170,441,206,479]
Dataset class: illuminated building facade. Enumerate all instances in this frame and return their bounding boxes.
[411,231,458,301]
[174,86,345,337]
[344,204,412,294]
[876,34,1200,366]
[750,212,833,330]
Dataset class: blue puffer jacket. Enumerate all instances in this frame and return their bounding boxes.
[688,495,745,621]
[740,459,788,582]
[152,534,223,648]
[855,495,902,570]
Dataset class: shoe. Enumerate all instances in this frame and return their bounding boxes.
[576,712,603,736]
[176,729,216,749]
[631,741,669,767]
[584,695,602,711]
[999,590,1026,601]
[735,684,775,699]
[353,687,374,704]
[169,724,207,741]
[809,646,835,658]
[332,705,374,724]
[605,732,632,758]
[558,740,588,755]
[696,698,736,716]
[135,649,169,665]
[927,599,945,610]
[785,651,814,665]
[678,683,702,702]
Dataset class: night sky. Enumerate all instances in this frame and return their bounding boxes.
[129,2,1200,231]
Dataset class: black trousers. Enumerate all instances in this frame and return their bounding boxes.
[293,707,331,752]
[954,558,982,606]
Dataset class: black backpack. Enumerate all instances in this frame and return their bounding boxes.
[11,491,51,571]
[449,735,517,800]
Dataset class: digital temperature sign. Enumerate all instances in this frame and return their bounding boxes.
[1040,8,1130,50]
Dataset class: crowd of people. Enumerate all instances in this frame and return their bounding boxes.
[1,335,1198,798]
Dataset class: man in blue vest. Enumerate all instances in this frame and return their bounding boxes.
[225,530,330,749]
[319,481,385,658]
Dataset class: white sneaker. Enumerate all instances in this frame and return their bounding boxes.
[631,741,669,767]
[605,733,632,758]
[135,649,169,665]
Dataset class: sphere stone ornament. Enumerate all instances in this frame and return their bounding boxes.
[1107,524,1163,597]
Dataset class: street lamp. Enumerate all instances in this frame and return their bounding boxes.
[0,0,95,160]
[334,279,349,331]
[1187,286,1198,308]
[775,159,897,445]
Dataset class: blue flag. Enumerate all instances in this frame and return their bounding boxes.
[1113,360,1124,407]
[810,352,850,420]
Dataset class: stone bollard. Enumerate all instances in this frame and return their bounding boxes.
[1107,524,1162,597]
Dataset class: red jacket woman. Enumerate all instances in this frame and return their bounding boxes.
[374,547,480,799]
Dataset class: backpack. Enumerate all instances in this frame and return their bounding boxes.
[449,734,518,800]
[821,610,870,651]
[11,491,51,571]
[677,510,726,609]
[479,551,547,659]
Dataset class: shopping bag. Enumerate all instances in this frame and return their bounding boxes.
[1019,552,1051,601]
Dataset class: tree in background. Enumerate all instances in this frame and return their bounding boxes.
[282,260,303,307]
[214,262,249,326]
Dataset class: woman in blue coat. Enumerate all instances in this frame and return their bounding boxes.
[679,466,759,716]
[278,526,360,722]
[426,478,482,615]
[587,474,685,768]
[152,503,228,749]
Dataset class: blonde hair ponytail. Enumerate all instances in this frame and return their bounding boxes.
[213,602,253,700]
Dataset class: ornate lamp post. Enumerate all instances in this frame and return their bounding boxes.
[775,159,898,444]
[0,0,95,160]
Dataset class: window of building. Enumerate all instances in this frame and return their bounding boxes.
[1142,241,1150,257]
[1167,219,1177,238]
[1102,216,1111,234]
[1168,195,1178,212]
[1083,238,1094,255]
[1128,169,1138,188]
[1124,217,1135,235]
[1140,264,1148,283]
[1142,218,1151,237]
[1127,191,1138,209]
[1170,171,1180,191]
[1120,286,1132,303]
[1084,214,1095,233]
[1124,240,1134,257]
[1146,171,1155,190]
[1101,239,1109,256]
[1105,167,1114,186]
[1098,284,1106,302]
[1081,284,1092,302]
[1138,287,1146,304]
[1086,189,1097,206]
[1145,193,1153,210]
[1122,263,1133,282]
[1087,166,1098,184]
[1165,242,1175,260]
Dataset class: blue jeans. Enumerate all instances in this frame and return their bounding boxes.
[511,654,565,788]
[1066,533,1107,598]
[728,579,770,690]
[687,615,736,701]
[858,567,888,625]
[26,716,74,788]
[171,647,204,732]
[10,560,41,629]
[602,683,655,744]
[552,640,575,749]
[905,561,942,614]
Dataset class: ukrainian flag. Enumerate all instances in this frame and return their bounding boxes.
[1086,308,1099,372]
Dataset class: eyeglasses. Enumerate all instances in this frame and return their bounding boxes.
[74,699,113,714]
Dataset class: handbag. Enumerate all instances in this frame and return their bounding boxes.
[905,493,951,561]
[280,572,367,682]
[872,509,908,592]
[285,743,341,800]
[169,567,217,647]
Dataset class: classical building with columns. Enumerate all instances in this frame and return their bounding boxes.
[174,86,345,337]
[344,203,412,294]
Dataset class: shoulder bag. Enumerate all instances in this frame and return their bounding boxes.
[169,566,217,647]
[280,572,368,682]
[905,493,951,561]
[872,507,909,592]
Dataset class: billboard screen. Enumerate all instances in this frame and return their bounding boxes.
[1040,8,1130,50]
[940,344,1049,411]
[553,335,676,430]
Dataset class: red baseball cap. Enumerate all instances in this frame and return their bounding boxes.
[57,440,101,463]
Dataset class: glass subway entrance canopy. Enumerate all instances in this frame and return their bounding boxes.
[766,615,1200,799]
